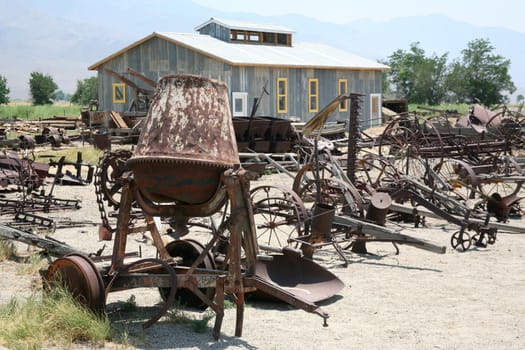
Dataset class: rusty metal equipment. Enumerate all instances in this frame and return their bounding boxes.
[44,74,343,340]
[249,95,447,266]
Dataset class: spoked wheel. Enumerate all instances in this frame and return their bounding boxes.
[378,115,443,182]
[354,153,401,195]
[450,231,471,252]
[477,155,523,198]
[432,158,478,203]
[292,161,363,215]
[250,185,308,250]
[159,239,216,309]
[44,253,106,315]
[292,162,335,203]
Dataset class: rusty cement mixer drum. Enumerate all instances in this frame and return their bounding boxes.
[127,74,239,205]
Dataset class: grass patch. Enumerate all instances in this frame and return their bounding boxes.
[0,103,83,121]
[165,302,215,334]
[409,103,470,115]
[0,286,112,350]
[32,144,104,165]
[16,253,49,276]
[0,240,17,261]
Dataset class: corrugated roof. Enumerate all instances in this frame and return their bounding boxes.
[194,17,295,34]
[89,32,389,71]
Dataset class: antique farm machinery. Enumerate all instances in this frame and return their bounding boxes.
[249,94,447,266]
[43,74,344,339]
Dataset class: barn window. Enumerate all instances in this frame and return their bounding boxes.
[232,92,248,116]
[277,78,288,114]
[308,78,318,113]
[113,83,126,104]
[370,93,381,125]
[338,79,348,112]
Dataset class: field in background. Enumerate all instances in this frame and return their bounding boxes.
[0,102,83,121]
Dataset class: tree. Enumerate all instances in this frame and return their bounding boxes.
[29,71,58,105]
[382,42,448,105]
[0,74,10,105]
[446,38,515,106]
[71,76,98,105]
[517,94,524,104]
[54,90,72,102]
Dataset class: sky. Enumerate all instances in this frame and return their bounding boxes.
[193,0,525,34]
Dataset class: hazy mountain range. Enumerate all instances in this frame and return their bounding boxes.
[1,0,524,101]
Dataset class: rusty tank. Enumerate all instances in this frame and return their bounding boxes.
[127,74,239,205]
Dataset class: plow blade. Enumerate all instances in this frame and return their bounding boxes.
[244,248,344,321]
[333,215,446,254]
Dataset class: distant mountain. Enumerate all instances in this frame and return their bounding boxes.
[1,0,523,101]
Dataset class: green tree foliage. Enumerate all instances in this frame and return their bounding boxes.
[517,94,524,104]
[29,71,58,105]
[383,39,515,107]
[0,74,10,105]
[383,43,448,105]
[71,76,98,105]
[446,38,515,106]
[54,90,72,102]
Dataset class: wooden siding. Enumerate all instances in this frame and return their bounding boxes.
[197,23,230,42]
[95,36,383,126]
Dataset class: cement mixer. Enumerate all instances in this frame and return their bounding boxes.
[44,74,343,339]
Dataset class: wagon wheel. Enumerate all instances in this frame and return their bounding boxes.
[450,231,471,252]
[293,161,363,215]
[96,149,133,210]
[378,115,443,183]
[292,161,335,202]
[354,154,401,195]
[44,253,106,315]
[485,108,524,149]
[477,155,523,198]
[432,158,478,202]
[250,185,308,250]
[159,239,216,310]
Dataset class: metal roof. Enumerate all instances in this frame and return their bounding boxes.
[194,17,295,34]
[89,32,389,71]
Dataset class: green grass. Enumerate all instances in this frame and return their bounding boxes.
[0,240,17,261]
[408,103,470,115]
[33,144,105,165]
[0,286,112,349]
[165,301,215,334]
[0,102,83,121]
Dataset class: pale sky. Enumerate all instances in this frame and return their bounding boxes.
[193,0,525,34]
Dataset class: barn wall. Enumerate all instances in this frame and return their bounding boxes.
[96,37,384,127]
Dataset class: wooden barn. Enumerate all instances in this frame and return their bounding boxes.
[88,17,389,128]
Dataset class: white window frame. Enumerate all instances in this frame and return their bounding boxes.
[232,92,248,116]
[370,93,382,126]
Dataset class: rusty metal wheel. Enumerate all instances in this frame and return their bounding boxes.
[450,231,471,252]
[432,158,478,204]
[250,185,308,250]
[293,160,364,217]
[477,155,523,199]
[354,154,401,195]
[44,253,106,315]
[378,115,443,182]
[159,239,216,309]
[96,150,132,210]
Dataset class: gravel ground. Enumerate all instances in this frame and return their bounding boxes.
[1,172,525,350]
